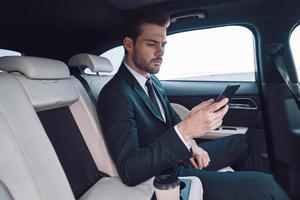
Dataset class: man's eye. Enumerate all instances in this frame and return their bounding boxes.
[147,43,155,46]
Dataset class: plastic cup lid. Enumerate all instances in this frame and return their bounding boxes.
[153,174,180,190]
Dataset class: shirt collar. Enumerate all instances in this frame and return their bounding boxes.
[124,62,148,88]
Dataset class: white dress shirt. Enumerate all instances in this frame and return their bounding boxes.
[124,62,191,150]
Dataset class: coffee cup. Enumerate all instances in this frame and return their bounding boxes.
[153,173,180,200]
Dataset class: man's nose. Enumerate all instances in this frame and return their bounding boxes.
[155,44,164,56]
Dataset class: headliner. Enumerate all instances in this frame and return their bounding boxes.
[0,0,299,60]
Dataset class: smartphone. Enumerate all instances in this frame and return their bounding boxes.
[215,84,240,102]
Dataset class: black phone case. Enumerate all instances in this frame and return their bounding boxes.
[216,84,240,102]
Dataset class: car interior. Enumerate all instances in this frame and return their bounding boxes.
[0,0,300,199]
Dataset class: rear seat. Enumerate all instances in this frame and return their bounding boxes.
[0,56,203,199]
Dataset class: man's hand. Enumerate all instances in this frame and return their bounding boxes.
[177,98,229,140]
[189,139,210,169]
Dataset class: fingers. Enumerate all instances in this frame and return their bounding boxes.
[196,156,204,169]
[207,98,229,112]
[179,98,229,139]
[194,156,206,169]
[189,157,198,169]
[197,160,202,169]
[206,104,228,131]
[214,104,229,117]
[197,154,210,169]
[199,99,214,106]
[204,105,227,131]
[193,99,214,110]
[212,105,228,124]
[192,148,211,169]
[204,153,211,165]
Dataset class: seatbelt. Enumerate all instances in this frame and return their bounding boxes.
[70,68,97,105]
[267,43,300,110]
[77,75,98,105]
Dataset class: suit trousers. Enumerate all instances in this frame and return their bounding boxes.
[176,134,290,200]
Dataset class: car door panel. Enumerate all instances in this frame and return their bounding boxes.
[162,80,269,171]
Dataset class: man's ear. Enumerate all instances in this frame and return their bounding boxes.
[123,37,134,53]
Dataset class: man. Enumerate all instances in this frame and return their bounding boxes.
[98,9,289,199]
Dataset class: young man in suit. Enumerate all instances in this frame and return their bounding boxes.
[98,9,289,200]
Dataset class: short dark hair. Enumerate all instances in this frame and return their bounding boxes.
[127,8,170,41]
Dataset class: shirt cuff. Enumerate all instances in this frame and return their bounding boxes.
[174,125,191,150]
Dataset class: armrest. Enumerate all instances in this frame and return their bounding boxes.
[79,177,154,200]
[202,126,248,139]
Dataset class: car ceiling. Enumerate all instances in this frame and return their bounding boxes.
[0,0,299,61]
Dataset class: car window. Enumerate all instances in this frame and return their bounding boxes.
[159,26,255,81]
[98,26,255,82]
[290,25,300,80]
[0,49,21,72]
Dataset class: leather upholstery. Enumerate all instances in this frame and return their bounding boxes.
[82,74,113,101]
[0,73,75,200]
[0,56,70,79]
[69,77,118,176]
[15,75,79,111]
[68,54,113,73]
[0,181,14,200]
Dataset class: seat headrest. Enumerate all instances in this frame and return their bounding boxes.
[0,56,70,79]
[68,53,113,73]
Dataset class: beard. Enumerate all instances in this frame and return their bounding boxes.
[132,48,162,74]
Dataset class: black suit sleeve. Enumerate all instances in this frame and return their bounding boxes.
[98,87,192,186]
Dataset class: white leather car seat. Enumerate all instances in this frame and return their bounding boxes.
[0,60,75,200]
[0,56,203,200]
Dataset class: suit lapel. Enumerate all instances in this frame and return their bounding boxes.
[118,64,165,123]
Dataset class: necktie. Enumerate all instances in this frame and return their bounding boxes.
[145,78,162,118]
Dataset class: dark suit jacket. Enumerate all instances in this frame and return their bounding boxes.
[98,64,192,186]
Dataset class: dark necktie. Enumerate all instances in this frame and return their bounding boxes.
[145,78,162,118]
